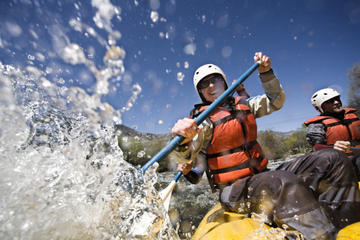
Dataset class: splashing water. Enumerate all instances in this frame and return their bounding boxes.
[0,1,179,239]
[0,55,178,240]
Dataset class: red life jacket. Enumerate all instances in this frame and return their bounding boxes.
[198,97,268,185]
[304,108,360,149]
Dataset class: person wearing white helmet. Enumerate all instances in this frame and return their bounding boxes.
[304,87,360,179]
[305,88,360,152]
[275,87,360,233]
[310,88,342,114]
[170,52,344,239]
[192,63,250,103]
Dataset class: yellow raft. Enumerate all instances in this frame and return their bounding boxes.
[191,203,288,240]
[191,203,360,240]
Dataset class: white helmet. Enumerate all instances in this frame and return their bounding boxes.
[311,88,340,113]
[193,64,228,91]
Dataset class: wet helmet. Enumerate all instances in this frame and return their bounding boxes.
[193,64,228,101]
[311,88,340,113]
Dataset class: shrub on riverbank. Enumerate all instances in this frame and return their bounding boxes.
[257,125,311,160]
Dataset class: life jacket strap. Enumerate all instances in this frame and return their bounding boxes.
[206,140,257,158]
[209,161,250,174]
[325,118,359,127]
[208,154,265,175]
[212,109,251,127]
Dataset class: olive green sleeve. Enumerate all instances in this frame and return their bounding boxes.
[246,69,285,118]
[170,119,213,164]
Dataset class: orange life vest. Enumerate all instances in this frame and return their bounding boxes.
[304,108,360,148]
[198,97,268,185]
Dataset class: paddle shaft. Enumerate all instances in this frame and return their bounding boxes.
[173,171,182,181]
[141,62,260,173]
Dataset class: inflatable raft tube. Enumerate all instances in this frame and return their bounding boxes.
[191,202,360,240]
[191,203,288,240]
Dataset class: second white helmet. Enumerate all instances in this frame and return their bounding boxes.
[193,64,228,91]
[311,88,340,113]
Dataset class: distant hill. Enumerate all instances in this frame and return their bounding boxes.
[115,124,171,139]
[115,124,174,172]
[259,129,296,138]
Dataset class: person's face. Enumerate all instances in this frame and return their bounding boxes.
[198,75,226,102]
[321,96,343,113]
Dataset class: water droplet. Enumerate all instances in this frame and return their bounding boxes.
[5,22,22,37]
[184,61,189,69]
[150,11,159,23]
[177,72,184,82]
[61,43,86,65]
[137,151,146,158]
[202,15,206,23]
[184,43,196,55]
[149,0,160,10]
[221,46,232,58]
[27,54,35,61]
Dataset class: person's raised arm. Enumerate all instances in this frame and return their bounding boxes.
[246,52,285,118]
[254,52,271,74]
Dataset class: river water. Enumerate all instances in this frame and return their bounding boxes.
[0,1,179,239]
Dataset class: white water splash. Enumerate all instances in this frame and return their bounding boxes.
[61,44,87,65]
[0,61,178,240]
[0,0,179,239]
[91,0,121,33]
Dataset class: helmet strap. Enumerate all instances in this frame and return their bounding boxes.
[315,106,323,114]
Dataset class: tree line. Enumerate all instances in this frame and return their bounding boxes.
[257,126,311,160]
[348,62,360,112]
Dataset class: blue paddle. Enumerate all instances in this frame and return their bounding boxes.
[141,61,260,173]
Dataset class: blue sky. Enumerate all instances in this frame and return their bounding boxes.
[1,0,360,134]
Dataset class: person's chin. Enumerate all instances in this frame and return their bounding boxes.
[334,107,344,112]
[207,94,218,102]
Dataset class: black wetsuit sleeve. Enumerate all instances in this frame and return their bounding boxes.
[306,123,327,146]
[184,169,202,184]
[184,152,207,184]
